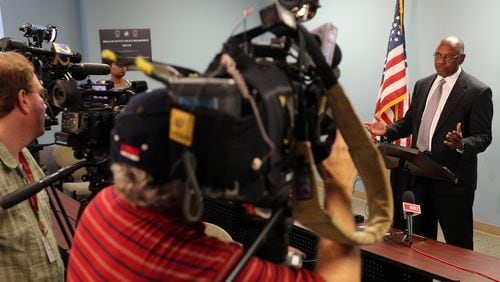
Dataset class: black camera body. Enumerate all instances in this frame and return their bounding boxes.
[54,80,148,160]
[19,22,58,47]
[168,71,295,207]
[162,30,335,209]
[157,4,340,264]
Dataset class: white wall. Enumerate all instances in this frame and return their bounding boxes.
[0,5,4,38]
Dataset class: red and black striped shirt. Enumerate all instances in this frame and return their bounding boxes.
[67,186,323,281]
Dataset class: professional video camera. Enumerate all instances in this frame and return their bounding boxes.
[0,23,148,191]
[129,9,338,208]
[52,78,148,159]
[0,23,105,128]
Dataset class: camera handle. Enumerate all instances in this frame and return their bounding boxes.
[224,206,286,282]
[72,158,112,222]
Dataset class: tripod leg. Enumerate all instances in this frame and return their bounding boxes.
[75,190,98,223]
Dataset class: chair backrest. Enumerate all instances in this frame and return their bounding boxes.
[52,146,91,197]
[204,222,234,243]
[52,146,87,179]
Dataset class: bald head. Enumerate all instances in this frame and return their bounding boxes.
[440,36,465,55]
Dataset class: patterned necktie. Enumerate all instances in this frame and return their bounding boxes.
[416,79,446,151]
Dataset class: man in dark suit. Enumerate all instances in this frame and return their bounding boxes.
[364,36,493,250]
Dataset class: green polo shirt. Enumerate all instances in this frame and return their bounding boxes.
[0,141,64,281]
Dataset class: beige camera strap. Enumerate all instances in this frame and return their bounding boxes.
[293,83,393,245]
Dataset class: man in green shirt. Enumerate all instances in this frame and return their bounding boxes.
[0,51,64,281]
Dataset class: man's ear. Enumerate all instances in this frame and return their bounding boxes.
[458,54,466,65]
[17,90,30,114]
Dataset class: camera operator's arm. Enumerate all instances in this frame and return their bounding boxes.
[315,130,360,282]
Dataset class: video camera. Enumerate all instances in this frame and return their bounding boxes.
[1,23,148,190]
[19,22,58,47]
[52,78,148,160]
[116,2,341,265]
[129,4,339,208]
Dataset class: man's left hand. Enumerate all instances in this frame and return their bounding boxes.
[444,122,464,150]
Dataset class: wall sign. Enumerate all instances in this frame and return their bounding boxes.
[99,28,152,62]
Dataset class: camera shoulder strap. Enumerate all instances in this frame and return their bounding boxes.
[293,83,393,245]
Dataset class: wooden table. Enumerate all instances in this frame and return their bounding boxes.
[361,230,500,281]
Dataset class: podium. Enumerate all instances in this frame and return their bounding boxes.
[377,142,457,229]
[378,142,457,183]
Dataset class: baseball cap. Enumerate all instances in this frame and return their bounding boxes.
[110,88,180,184]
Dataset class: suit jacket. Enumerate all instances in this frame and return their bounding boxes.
[386,70,493,195]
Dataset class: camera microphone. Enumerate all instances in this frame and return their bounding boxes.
[0,38,82,65]
[101,49,133,67]
[0,37,53,56]
[134,56,181,86]
[68,63,111,80]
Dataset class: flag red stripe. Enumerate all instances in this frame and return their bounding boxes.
[381,67,406,89]
[379,87,407,107]
[384,53,405,71]
[377,87,407,115]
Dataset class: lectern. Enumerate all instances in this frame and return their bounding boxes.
[377,142,457,229]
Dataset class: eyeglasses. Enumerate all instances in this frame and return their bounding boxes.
[25,88,48,101]
[433,52,461,62]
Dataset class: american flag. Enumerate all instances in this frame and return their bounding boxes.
[373,0,411,147]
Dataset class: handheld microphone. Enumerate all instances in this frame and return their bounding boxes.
[402,190,421,245]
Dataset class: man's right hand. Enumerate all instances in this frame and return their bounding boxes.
[362,115,387,136]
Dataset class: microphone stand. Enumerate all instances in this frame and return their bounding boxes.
[402,212,414,245]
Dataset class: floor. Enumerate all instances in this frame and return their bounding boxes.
[351,197,500,258]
